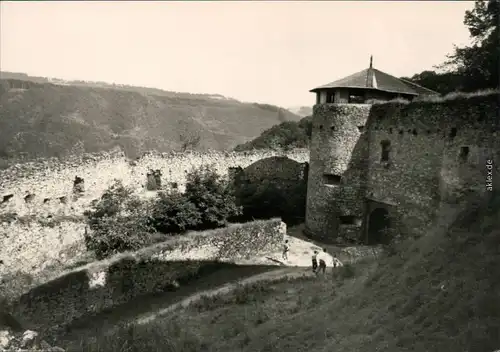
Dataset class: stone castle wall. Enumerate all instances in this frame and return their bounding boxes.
[306,92,500,243]
[0,149,308,274]
[0,148,309,217]
[11,219,286,334]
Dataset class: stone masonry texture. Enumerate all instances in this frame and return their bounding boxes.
[305,93,500,243]
[0,149,308,275]
[9,219,286,335]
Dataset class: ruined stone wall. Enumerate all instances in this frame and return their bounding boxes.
[0,149,309,217]
[305,104,371,242]
[11,219,286,334]
[366,93,499,238]
[306,92,499,243]
[0,149,308,274]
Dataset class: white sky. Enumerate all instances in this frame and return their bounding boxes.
[0,1,474,107]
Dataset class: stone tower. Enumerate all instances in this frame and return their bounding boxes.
[304,57,439,244]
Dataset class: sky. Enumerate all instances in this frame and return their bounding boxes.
[1,1,475,107]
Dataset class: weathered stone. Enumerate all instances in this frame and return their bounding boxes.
[20,329,39,348]
[0,330,12,349]
[10,219,285,335]
[306,93,500,244]
[0,149,308,274]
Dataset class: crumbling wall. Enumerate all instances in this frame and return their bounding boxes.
[0,149,307,275]
[366,93,499,239]
[10,219,286,334]
[0,149,309,217]
[0,219,86,275]
[306,92,500,243]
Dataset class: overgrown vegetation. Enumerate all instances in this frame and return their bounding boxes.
[73,190,499,352]
[234,116,312,151]
[401,0,499,94]
[84,165,242,259]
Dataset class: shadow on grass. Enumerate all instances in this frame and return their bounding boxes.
[50,261,280,346]
[71,273,317,352]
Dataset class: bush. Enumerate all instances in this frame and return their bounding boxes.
[83,165,243,258]
[84,180,156,259]
[184,164,242,230]
[149,191,202,234]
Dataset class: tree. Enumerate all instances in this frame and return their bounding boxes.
[403,0,499,94]
[442,0,499,91]
[84,180,155,259]
[179,131,201,152]
[184,165,242,230]
[400,71,464,95]
[149,191,202,234]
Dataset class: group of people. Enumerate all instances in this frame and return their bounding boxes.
[311,248,343,275]
[282,239,343,275]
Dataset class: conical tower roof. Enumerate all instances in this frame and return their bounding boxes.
[310,56,438,96]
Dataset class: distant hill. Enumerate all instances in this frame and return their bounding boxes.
[0,71,302,164]
[234,116,312,151]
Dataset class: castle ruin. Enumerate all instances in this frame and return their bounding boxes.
[305,57,499,244]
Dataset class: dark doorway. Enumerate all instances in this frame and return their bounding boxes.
[367,208,390,244]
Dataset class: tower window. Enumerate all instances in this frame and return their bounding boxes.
[450,128,457,139]
[340,215,356,225]
[459,146,469,162]
[348,92,365,104]
[323,174,342,185]
[380,140,391,162]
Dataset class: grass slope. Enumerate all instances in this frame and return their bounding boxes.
[77,192,499,352]
[234,115,312,151]
[0,72,301,163]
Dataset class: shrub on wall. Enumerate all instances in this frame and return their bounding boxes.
[149,191,202,234]
[84,166,243,258]
[184,164,242,230]
[84,180,155,259]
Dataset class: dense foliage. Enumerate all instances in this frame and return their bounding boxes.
[234,116,312,151]
[84,165,242,259]
[401,0,499,94]
[84,180,155,259]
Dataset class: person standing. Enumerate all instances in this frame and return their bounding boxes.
[332,254,343,268]
[282,239,290,261]
[311,250,319,273]
[317,248,327,275]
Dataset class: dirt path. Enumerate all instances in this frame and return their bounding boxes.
[136,266,314,325]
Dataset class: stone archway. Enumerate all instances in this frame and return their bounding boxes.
[367,208,390,244]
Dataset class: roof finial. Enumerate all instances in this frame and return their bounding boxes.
[369,55,373,68]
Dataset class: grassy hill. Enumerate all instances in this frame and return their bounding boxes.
[78,192,499,352]
[0,71,302,164]
[234,115,312,151]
